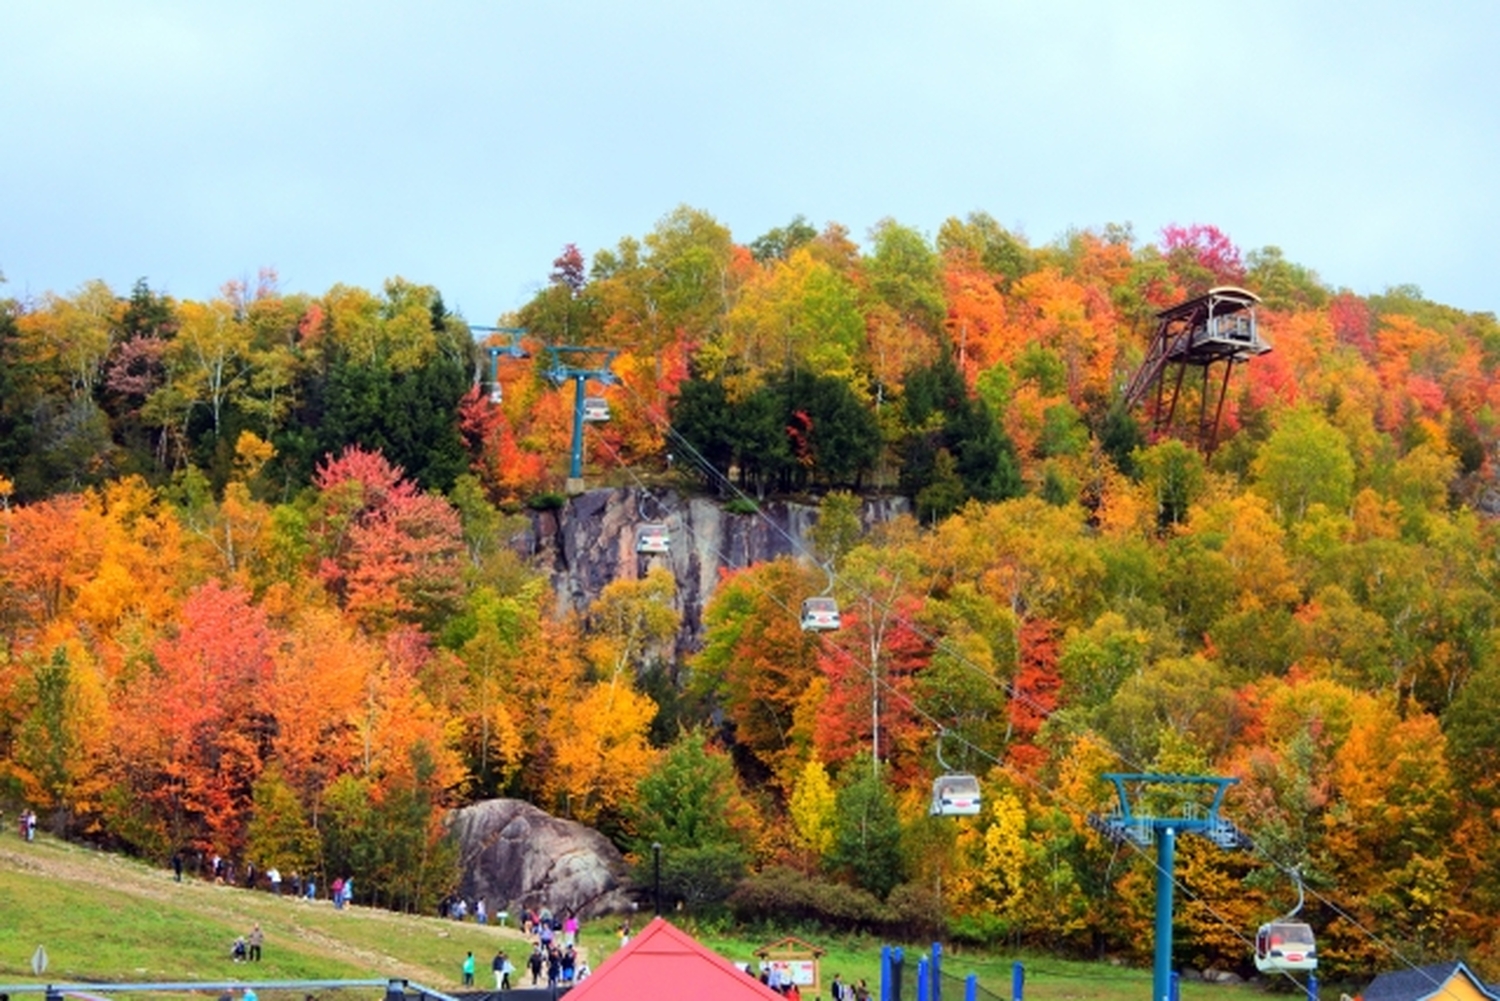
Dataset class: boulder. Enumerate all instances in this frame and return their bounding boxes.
[450,799,635,920]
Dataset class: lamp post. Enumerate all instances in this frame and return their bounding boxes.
[652,842,662,917]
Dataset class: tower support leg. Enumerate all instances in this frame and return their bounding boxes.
[1154,826,1177,1001]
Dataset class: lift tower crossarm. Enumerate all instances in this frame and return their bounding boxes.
[470,326,530,403]
[1089,773,1247,1001]
[541,344,620,490]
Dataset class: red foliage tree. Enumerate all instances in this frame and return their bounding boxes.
[314,445,465,632]
[1329,293,1374,359]
[1007,618,1062,774]
[1161,223,1246,292]
[815,593,932,784]
[123,580,278,853]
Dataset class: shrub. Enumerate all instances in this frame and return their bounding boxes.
[947,910,1015,947]
[885,882,944,940]
[728,867,886,930]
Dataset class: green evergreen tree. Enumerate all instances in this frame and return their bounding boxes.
[827,755,905,900]
[629,729,751,911]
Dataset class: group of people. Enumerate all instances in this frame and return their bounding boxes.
[8,808,38,840]
[826,973,871,1001]
[518,905,580,944]
[749,967,867,1000]
[522,940,588,987]
[202,853,345,907]
[229,924,265,963]
[457,905,592,991]
[439,895,494,924]
[463,942,589,991]
[206,854,333,902]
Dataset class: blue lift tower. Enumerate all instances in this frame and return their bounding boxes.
[469,326,529,404]
[543,344,619,494]
[1089,773,1248,1001]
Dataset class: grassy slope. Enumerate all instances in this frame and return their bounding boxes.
[2,833,1250,1001]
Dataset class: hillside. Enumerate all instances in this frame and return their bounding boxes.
[5,210,1500,983]
[0,833,528,987]
[1,831,1265,1001]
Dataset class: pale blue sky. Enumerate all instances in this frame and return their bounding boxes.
[3,2,1496,318]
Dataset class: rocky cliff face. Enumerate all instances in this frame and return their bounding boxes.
[515,488,908,653]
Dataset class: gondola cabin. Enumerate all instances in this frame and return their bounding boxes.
[582,396,611,422]
[1254,921,1317,974]
[488,384,503,405]
[930,773,982,817]
[635,523,670,555]
[800,596,841,632]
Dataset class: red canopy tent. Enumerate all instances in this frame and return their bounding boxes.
[564,917,784,1001]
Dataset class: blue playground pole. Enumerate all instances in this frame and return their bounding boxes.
[881,946,891,1001]
[1012,961,1024,1001]
[1170,970,1180,1001]
[1308,975,1319,1001]
[931,941,942,1001]
[893,947,905,1001]
[1153,826,1177,1001]
[966,974,978,1001]
[916,958,929,1001]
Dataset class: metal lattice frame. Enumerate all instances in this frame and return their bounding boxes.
[1122,287,1270,454]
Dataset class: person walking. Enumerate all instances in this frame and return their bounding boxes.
[461,951,475,987]
[492,950,513,991]
[172,852,183,882]
[247,923,264,962]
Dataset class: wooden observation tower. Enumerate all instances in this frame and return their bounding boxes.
[1122,286,1270,453]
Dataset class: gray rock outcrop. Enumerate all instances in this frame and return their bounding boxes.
[517,488,908,654]
[450,799,635,919]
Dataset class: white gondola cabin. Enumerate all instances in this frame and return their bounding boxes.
[1254,921,1317,974]
[582,396,611,422]
[488,384,504,405]
[800,596,841,632]
[930,773,982,817]
[636,523,670,555]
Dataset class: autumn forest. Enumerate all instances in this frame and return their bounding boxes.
[4,207,1500,980]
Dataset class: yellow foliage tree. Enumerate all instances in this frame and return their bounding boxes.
[788,755,837,858]
[543,673,657,825]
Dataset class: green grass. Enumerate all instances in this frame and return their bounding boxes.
[0,835,527,991]
[2,834,1254,1001]
[576,918,1254,1001]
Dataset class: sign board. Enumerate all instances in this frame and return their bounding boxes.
[767,959,817,986]
[755,936,825,991]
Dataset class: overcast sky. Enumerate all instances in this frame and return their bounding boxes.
[3,2,1496,320]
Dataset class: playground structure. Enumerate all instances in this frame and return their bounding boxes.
[1122,287,1270,453]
